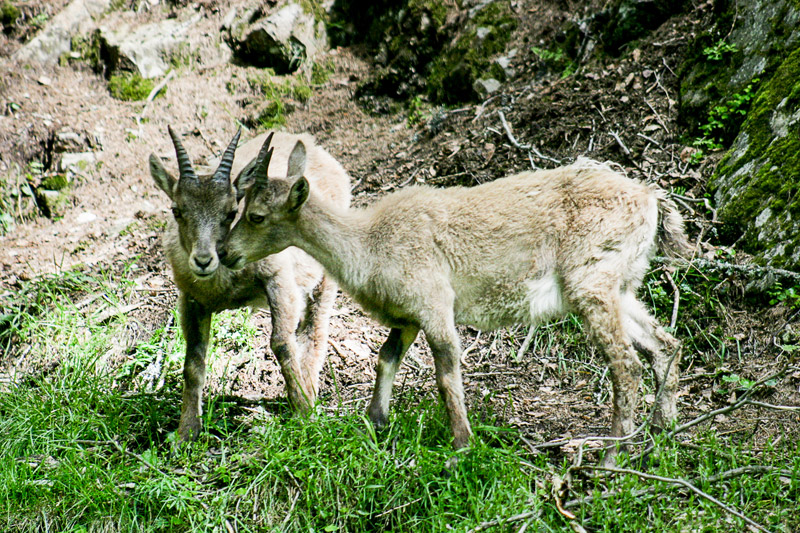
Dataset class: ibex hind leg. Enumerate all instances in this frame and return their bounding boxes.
[177,295,211,442]
[570,280,644,464]
[621,292,680,430]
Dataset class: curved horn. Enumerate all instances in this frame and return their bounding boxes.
[213,127,242,182]
[167,126,197,179]
[253,131,275,185]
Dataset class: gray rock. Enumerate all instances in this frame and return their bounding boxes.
[13,0,110,64]
[59,152,96,173]
[227,1,327,72]
[98,14,200,78]
[54,130,89,154]
[494,56,514,79]
[473,78,501,99]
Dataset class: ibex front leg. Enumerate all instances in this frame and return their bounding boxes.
[267,277,316,413]
[367,326,419,429]
[426,325,472,450]
[178,294,211,441]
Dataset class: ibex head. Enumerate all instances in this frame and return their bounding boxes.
[149,126,244,277]
[222,134,310,270]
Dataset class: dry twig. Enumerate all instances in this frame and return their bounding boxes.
[497,111,561,165]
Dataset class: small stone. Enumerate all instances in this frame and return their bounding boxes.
[476,27,491,40]
[59,152,96,173]
[76,212,98,224]
[473,78,501,99]
[37,76,52,86]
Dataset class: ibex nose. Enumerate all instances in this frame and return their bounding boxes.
[194,254,213,269]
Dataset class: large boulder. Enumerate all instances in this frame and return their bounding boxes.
[97,14,200,78]
[673,0,800,269]
[679,0,800,137]
[13,0,110,64]
[710,46,800,269]
[225,1,327,73]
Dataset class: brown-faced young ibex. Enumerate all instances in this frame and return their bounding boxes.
[221,135,690,458]
[148,128,350,441]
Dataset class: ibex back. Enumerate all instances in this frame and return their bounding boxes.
[148,128,350,441]
[222,136,690,458]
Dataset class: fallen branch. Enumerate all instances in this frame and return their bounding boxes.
[609,131,630,156]
[466,509,541,533]
[654,256,800,286]
[565,465,795,509]
[497,111,561,165]
[567,465,770,532]
[136,69,175,134]
[668,365,789,439]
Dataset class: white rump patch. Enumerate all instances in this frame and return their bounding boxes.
[525,272,565,324]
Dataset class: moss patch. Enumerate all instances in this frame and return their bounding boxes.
[108,73,158,101]
[711,45,800,268]
[1,1,20,29]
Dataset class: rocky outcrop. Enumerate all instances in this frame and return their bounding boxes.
[12,0,110,64]
[225,1,327,73]
[677,0,800,269]
[711,47,800,269]
[97,14,200,78]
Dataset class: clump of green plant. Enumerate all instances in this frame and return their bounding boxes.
[311,59,334,85]
[768,282,800,309]
[28,11,48,29]
[246,71,313,128]
[703,39,737,62]
[170,42,199,69]
[406,94,428,126]
[108,72,158,101]
[0,1,20,28]
[531,45,576,78]
[691,78,759,160]
[248,72,312,103]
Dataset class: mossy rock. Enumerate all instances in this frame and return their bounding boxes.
[678,0,800,137]
[108,72,159,101]
[426,2,517,104]
[710,45,800,269]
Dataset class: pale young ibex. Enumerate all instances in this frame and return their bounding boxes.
[148,128,350,441]
[221,135,690,456]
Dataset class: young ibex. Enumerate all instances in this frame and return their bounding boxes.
[148,128,351,441]
[221,136,690,455]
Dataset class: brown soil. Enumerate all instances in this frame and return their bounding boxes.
[0,0,797,452]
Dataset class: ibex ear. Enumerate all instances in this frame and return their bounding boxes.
[149,154,176,199]
[287,140,306,178]
[287,176,309,212]
[232,158,257,202]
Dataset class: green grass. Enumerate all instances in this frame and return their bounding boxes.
[0,267,798,531]
[108,73,159,101]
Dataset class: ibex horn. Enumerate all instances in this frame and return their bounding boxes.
[167,126,197,180]
[213,127,242,182]
[253,131,275,185]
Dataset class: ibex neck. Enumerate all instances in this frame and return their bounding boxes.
[296,200,371,288]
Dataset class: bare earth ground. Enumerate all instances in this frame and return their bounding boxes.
[0,0,798,455]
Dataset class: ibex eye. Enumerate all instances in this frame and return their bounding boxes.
[172,207,182,220]
[249,214,265,224]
